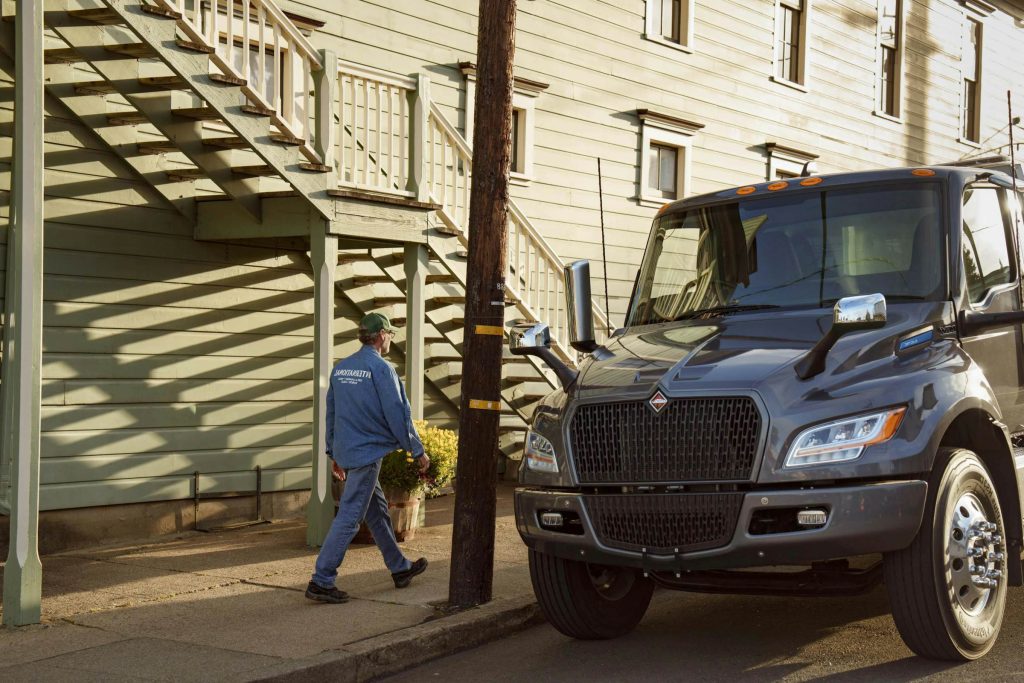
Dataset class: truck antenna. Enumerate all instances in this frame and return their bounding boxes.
[597,157,612,335]
[1009,90,1019,188]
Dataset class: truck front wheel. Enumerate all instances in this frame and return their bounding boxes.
[529,549,654,639]
[884,447,1008,660]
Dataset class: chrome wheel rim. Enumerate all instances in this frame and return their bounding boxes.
[947,491,1003,616]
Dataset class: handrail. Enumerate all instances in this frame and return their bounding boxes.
[423,102,610,365]
[155,0,324,162]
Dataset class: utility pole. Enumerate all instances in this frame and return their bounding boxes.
[449,0,517,609]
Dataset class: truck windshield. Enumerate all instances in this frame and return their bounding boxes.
[627,183,944,326]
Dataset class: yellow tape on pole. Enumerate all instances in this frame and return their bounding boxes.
[468,399,502,411]
[474,325,504,336]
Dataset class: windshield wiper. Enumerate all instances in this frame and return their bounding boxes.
[673,304,781,321]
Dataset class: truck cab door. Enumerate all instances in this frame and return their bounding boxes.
[957,185,1024,431]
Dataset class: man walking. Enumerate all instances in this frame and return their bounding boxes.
[306,312,429,604]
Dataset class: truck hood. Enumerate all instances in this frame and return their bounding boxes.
[576,303,951,398]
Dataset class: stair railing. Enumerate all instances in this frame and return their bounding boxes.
[155,0,324,163]
[424,101,610,365]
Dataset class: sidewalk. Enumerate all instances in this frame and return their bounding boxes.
[0,483,541,682]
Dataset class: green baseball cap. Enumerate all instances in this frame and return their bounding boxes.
[359,312,398,335]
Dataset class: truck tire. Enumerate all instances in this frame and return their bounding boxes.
[529,548,654,640]
[884,447,1008,660]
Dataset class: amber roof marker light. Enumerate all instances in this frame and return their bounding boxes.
[800,177,823,186]
[737,186,756,195]
[912,169,936,177]
[767,181,789,191]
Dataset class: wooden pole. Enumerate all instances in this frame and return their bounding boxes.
[449,0,516,609]
[3,0,45,626]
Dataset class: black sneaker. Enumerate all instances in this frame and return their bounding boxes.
[392,557,428,588]
[305,581,349,604]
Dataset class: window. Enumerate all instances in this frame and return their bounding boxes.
[961,18,983,144]
[462,63,547,185]
[877,0,904,120]
[962,188,1011,303]
[645,0,695,51]
[765,142,818,181]
[774,0,810,88]
[637,110,703,207]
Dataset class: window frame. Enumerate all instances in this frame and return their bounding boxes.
[462,64,546,186]
[637,110,703,208]
[765,142,818,181]
[771,0,812,91]
[874,0,905,122]
[644,0,696,53]
[959,16,984,147]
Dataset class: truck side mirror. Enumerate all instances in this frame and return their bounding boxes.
[565,260,598,353]
[795,294,887,380]
[508,320,578,390]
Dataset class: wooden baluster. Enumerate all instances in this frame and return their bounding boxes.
[257,4,266,101]
[428,117,436,201]
[362,78,370,187]
[226,0,234,69]
[463,157,471,231]
[441,137,449,213]
[282,48,295,130]
[349,76,357,182]
[400,89,408,194]
[241,0,250,83]
[337,72,345,180]
[375,82,382,188]
[388,86,396,191]
[208,0,217,47]
[303,60,311,148]
[273,23,282,114]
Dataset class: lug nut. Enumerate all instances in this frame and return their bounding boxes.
[992,534,1003,545]
[987,569,1003,579]
[972,577,995,588]
[988,551,1005,562]
[971,565,987,576]
[968,547,985,557]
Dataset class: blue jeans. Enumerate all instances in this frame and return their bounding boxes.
[311,459,411,588]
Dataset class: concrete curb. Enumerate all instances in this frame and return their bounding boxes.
[242,595,543,682]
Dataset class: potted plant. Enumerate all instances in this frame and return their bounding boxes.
[349,420,457,543]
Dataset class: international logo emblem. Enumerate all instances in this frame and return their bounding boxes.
[649,390,669,414]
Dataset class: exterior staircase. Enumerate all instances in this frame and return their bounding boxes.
[19,0,611,471]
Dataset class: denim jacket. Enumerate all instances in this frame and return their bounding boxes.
[326,345,424,468]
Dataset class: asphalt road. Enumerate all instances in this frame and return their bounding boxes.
[386,582,1024,682]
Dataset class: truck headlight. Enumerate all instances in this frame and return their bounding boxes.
[784,407,906,468]
[524,429,558,473]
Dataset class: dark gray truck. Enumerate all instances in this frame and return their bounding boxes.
[510,164,1024,660]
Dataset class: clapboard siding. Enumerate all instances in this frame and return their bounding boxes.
[286,0,1024,323]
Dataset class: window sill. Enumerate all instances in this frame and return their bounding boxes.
[643,34,694,55]
[636,195,675,209]
[510,172,532,187]
[872,110,903,124]
[770,75,808,93]
[957,136,982,149]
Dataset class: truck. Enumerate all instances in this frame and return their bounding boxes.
[509,162,1024,661]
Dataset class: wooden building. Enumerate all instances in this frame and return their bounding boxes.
[1,0,1022,618]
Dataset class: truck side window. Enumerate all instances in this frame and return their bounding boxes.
[962,188,1012,304]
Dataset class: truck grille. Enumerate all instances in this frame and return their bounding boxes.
[568,397,762,483]
[584,493,743,553]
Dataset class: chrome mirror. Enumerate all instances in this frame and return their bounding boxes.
[508,320,551,352]
[564,260,597,352]
[834,293,887,330]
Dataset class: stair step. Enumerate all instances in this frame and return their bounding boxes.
[209,72,247,87]
[435,223,462,236]
[432,295,466,305]
[74,80,116,96]
[138,75,187,90]
[299,162,332,173]
[44,48,83,64]
[270,132,305,146]
[172,106,221,121]
[374,296,406,306]
[104,42,158,59]
[351,275,392,287]
[426,273,458,284]
[232,165,276,177]
[240,104,273,117]
[67,8,120,25]
[165,168,206,182]
[141,4,182,20]
[203,136,249,150]
[137,140,178,155]
[106,111,148,126]
[176,38,215,55]
[339,252,374,264]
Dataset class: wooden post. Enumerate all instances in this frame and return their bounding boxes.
[449,0,516,609]
[409,73,431,202]
[404,243,428,420]
[3,0,45,626]
[306,219,338,547]
[313,49,336,170]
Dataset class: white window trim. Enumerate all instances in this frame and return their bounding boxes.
[873,0,906,123]
[637,110,703,208]
[771,0,812,91]
[765,142,818,181]
[958,13,984,148]
[643,0,696,53]
[462,64,546,187]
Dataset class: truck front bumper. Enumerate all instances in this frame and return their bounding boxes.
[515,481,928,571]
